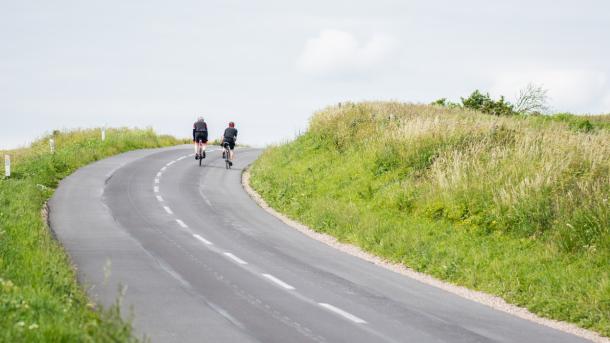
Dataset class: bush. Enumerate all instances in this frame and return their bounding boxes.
[461,90,515,116]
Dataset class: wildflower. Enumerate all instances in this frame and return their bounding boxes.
[1,279,16,292]
[28,323,39,330]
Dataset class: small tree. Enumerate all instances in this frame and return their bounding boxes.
[461,90,489,110]
[513,83,549,115]
[461,90,515,116]
[431,98,448,106]
[484,96,514,116]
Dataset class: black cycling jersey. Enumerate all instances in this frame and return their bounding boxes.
[193,120,208,141]
[194,120,208,132]
[223,127,238,142]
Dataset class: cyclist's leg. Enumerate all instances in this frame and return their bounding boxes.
[229,142,235,160]
[196,139,203,159]
[201,132,208,158]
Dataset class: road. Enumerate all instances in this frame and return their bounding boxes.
[49,146,590,343]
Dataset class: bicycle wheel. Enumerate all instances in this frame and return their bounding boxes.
[198,145,203,167]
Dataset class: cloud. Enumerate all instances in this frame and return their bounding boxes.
[296,29,398,76]
[491,69,609,113]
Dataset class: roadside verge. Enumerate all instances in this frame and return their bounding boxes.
[0,128,184,342]
[242,167,608,343]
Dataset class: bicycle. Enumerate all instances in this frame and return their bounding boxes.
[196,139,205,167]
[222,142,232,169]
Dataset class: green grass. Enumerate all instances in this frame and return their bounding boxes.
[0,128,185,342]
[250,102,610,336]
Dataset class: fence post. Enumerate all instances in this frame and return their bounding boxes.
[101,127,106,141]
[49,138,55,154]
[4,155,10,177]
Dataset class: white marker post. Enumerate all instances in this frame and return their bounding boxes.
[101,127,106,141]
[4,155,10,177]
[49,138,55,154]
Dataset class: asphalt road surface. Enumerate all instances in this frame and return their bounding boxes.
[49,146,590,343]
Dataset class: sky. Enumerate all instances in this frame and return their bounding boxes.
[1,0,609,149]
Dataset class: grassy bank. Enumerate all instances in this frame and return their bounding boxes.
[0,128,184,342]
[250,102,610,336]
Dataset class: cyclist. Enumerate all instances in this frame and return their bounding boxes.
[222,121,238,166]
[193,116,208,160]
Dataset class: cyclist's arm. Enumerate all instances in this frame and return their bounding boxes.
[192,123,196,141]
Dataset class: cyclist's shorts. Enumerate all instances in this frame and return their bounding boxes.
[194,131,208,143]
[223,140,235,150]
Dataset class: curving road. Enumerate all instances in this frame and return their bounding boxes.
[49,146,590,343]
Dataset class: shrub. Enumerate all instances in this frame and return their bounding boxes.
[461,90,515,116]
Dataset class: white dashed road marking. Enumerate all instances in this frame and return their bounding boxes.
[200,193,213,207]
[152,154,370,331]
[224,252,248,265]
[193,234,213,245]
[318,303,367,324]
[262,274,295,290]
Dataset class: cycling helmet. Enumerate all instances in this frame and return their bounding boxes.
[197,116,204,121]
[229,121,235,128]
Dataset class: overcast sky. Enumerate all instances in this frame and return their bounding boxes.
[1,0,609,149]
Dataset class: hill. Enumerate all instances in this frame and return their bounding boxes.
[250,102,610,336]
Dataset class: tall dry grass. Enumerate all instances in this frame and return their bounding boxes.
[311,102,610,252]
